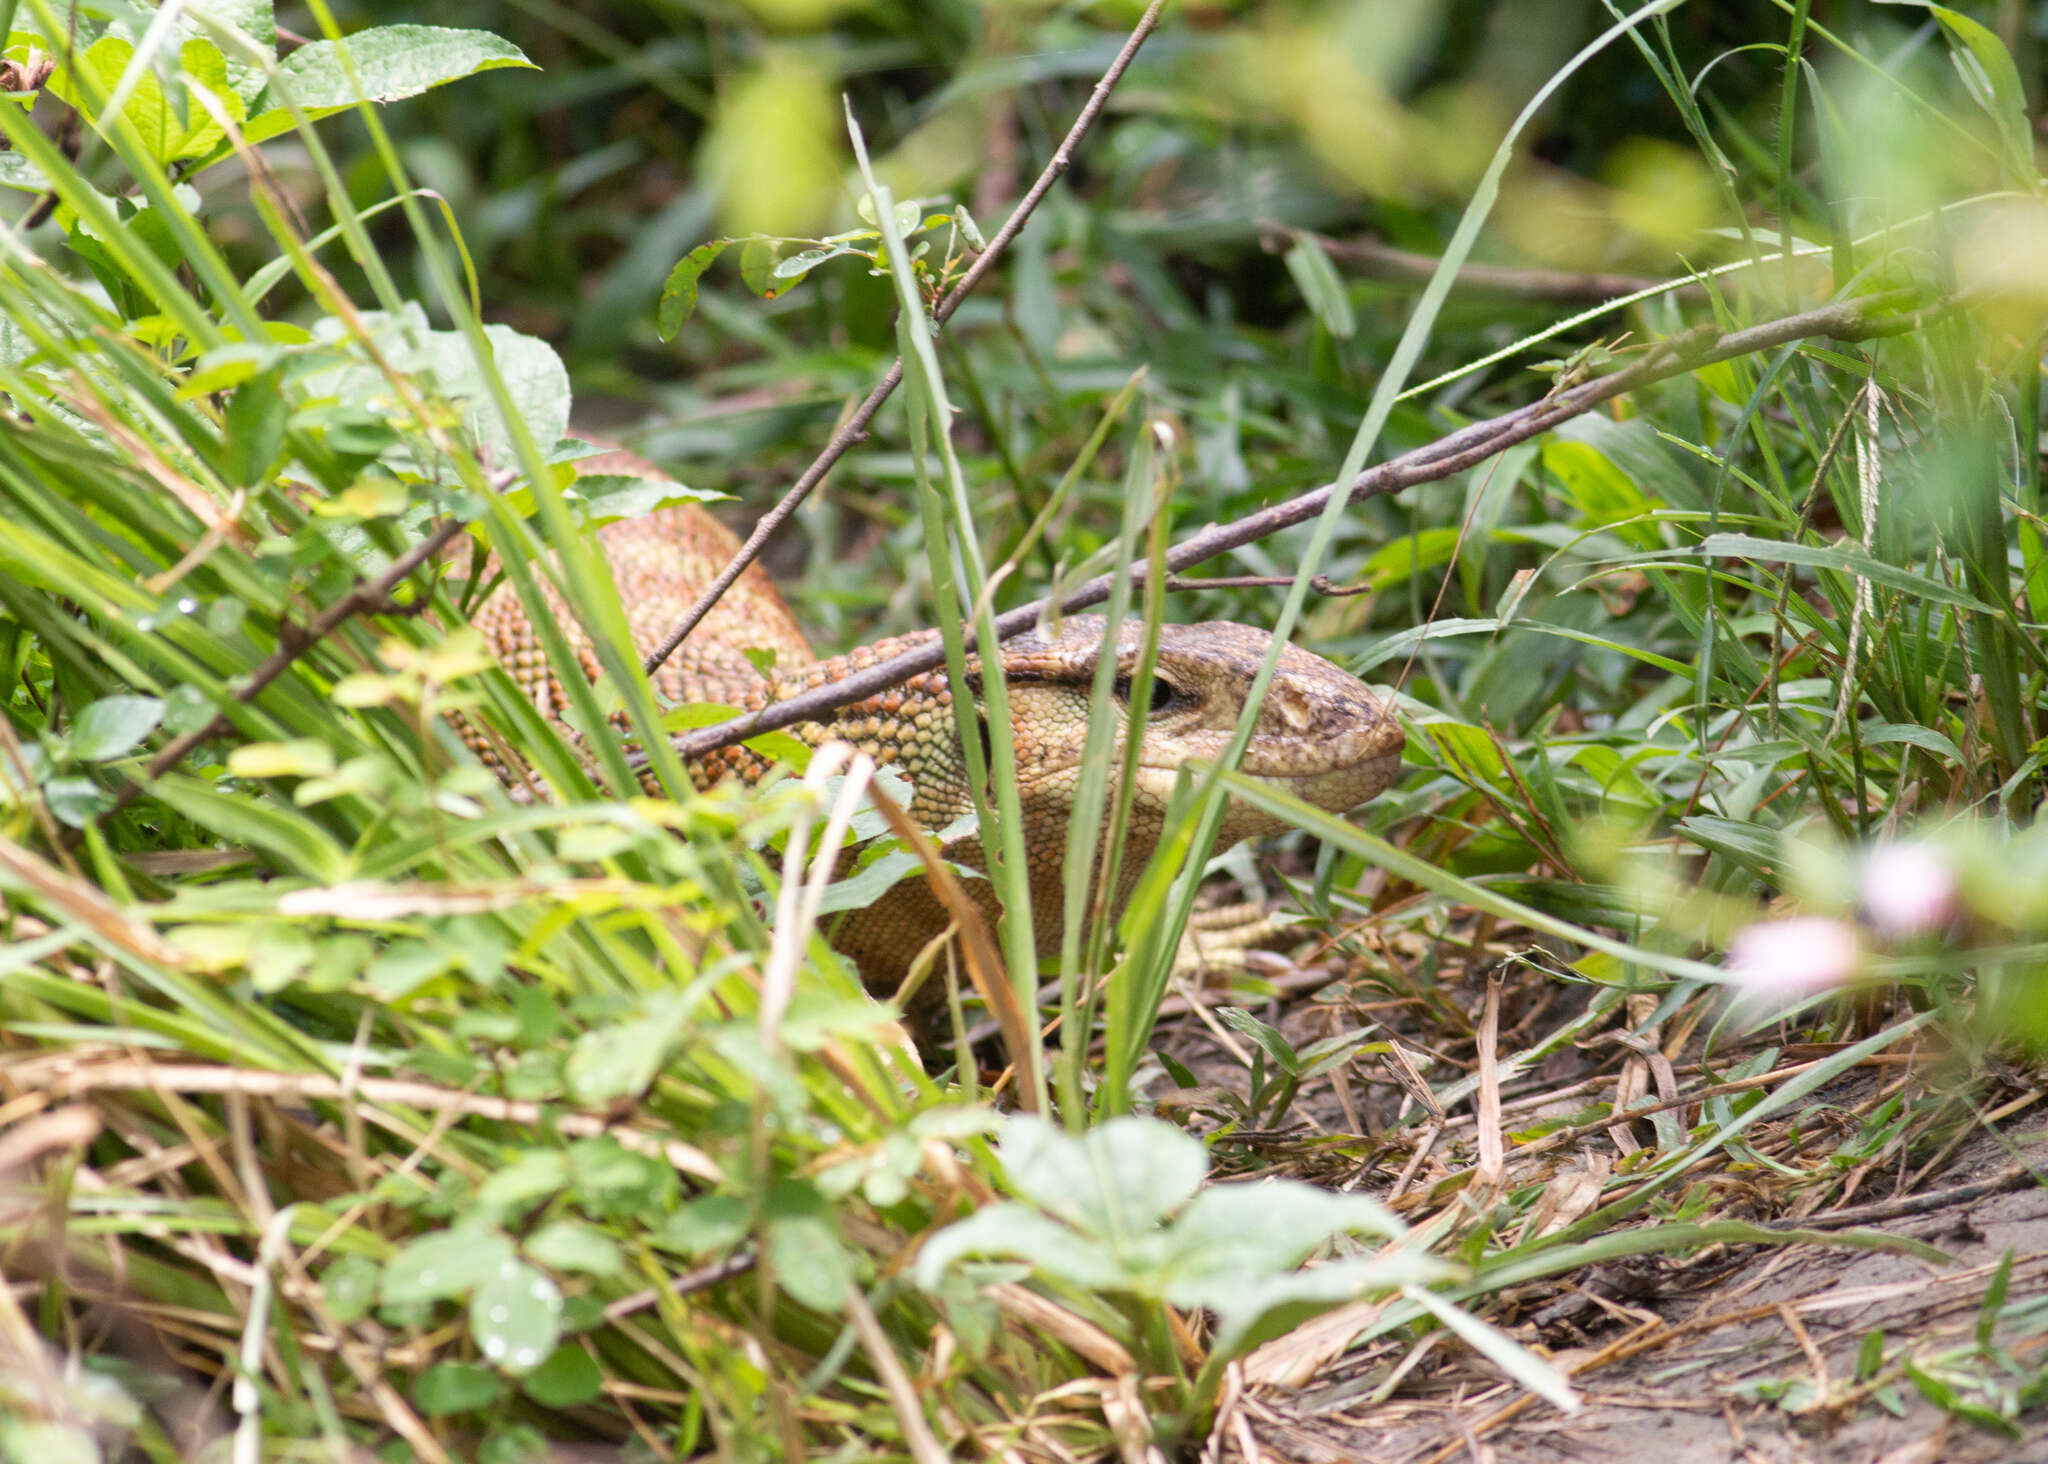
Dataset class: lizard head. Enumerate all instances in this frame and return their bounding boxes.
[986,616,1405,845]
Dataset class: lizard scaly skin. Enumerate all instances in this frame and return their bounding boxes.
[466,453,1406,996]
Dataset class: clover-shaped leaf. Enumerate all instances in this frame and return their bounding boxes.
[916,1115,1449,1369]
[997,1115,1206,1237]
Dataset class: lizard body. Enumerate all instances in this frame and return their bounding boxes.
[466,452,1406,995]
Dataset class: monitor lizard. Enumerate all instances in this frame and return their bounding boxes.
[462,449,1407,999]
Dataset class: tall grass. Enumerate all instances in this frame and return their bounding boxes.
[3,0,2048,1457]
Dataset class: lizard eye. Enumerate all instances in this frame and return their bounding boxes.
[1113,675,1178,714]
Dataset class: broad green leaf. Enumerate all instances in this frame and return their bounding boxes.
[474,1152,570,1218]
[520,1345,603,1408]
[998,1116,1206,1234]
[1861,721,1965,765]
[382,1228,515,1306]
[413,1362,501,1416]
[470,1260,563,1374]
[322,1255,379,1323]
[564,995,688,1104]
[193,0,278,104]
[525,1220,623,1278]
[574,473,728,526]
[48,37,247,164]
[70,694,163,761]
[241,26,534,147]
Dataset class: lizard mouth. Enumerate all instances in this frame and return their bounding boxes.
[1131,710,1406,815]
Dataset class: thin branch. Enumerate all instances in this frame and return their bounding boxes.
[102,515,470,821]
[1164,573,1377,597]
[639,0,1170,680]
[1274,224,1708,305]
[666,292,1950,762]
[27,1060,724,1182]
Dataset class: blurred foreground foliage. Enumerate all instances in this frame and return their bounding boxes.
[4,0,2048,1459]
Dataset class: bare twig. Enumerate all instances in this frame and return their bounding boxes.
[1272,225,1708,305]
[639,0,1170,680]
[17,1059,725,1183]
[101,516,469,821]
[666,292,1950,761]
[1164,573,1378,597]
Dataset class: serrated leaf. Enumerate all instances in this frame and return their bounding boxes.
[241,26,534,147]
[48,36,247,164]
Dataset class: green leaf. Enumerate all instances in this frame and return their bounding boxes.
[70,694,163,761]
[470,1260,563,1375]
[564,996,688,1104]
[1638,534,1994,613]
[224,370,288,487]
[148,775,353,882]
[520,1344,603,1408]
[48,37,248,164]
[241,26,534,146]
[196,0,278,104]
[914,1202,1126,1292]
[1861,721,1966,765]
[998,1116,1207,1234]
[764,1180,852,1314]
[739,237,785,296]
[41,777,107,828]
[568,1135,678,1220]
[525,1220,623,1278]
[1978,1247,2013,1349]
[413,1362,502,1416]
[1927,7,2036,185]
[1856,1327,1885,1380]
[382,1228,515,1306]
[574,473,727,526]
[474,1152,569,1219]
[657,239,734,340]
[321,1255,379,1323]
[658,1194,750,1258]
[227,738,336,779]
[1677,815,1780,880]
[1405,1285,1580,1416]
[1284,236,1355,339]
[1217,1008,1301,1076]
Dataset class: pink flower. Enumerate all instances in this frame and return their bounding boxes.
[1860,842,1959,939]
[1725,917,1861,997]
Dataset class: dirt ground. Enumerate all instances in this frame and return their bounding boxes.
[1252,1139,2048,1462]
[1151,937,2048,1464]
